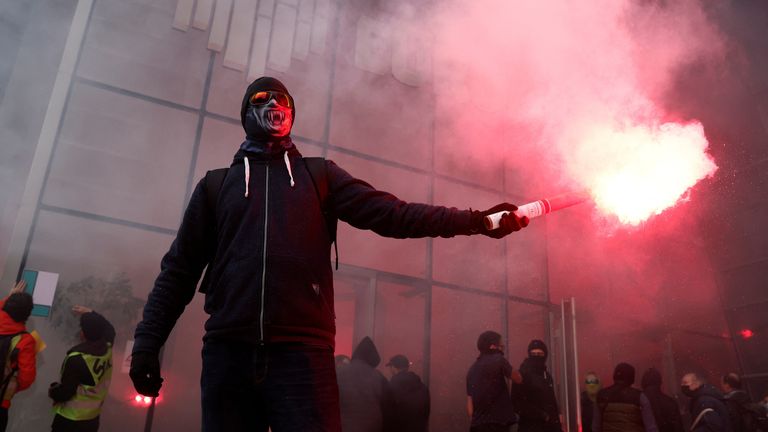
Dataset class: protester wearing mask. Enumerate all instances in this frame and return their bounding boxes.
[640,368,683,432]
[129,77,530,432]
[466,331,521,432]
[680,372,732,432]
[512,339,561,432]
[581,372,601,432]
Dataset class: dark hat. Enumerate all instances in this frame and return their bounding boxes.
[3,292,33,323]
[641,367,662,389]
[477,331,502,352]
[386,354,410,369]
[528,339,548,356]
[240,76,295,129]
[613,362,636,385]
[80,312,108,342]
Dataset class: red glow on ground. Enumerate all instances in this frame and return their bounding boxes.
[576,121,717,225]
[740,329,755,339]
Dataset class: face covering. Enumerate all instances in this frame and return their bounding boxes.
[586,380,600,398]
[681,385,696,397]
[244,93,294,139]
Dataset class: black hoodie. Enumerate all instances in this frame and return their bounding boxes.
[133,81,477,354]
[337,337,395,432]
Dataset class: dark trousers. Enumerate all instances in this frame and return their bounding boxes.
[470,424,510,432]
[51,414,100,432]
[0,407,7,432]
[201,341,341,432]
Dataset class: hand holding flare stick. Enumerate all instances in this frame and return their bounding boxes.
[484,191,591,230]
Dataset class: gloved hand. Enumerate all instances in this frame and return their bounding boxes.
[473,203,529,238]
[129,351,164,397]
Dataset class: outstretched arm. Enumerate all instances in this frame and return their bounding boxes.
[326,161,527,239]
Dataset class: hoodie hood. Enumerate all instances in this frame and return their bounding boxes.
[695,383,725,400]
[641,368,662,389]
[352,336,381,368]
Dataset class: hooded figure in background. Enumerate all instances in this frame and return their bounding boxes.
[593,363,658,432]
[337,337,395,432]
[512,339,561,432]
[130,76,529,432]
[386,355,430,432]
[641,368,684,432]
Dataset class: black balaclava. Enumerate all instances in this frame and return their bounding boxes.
[240,77,295,152]
[613,362,636,386]
[527,339,548,368]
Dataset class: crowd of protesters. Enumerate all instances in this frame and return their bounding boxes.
[336,332,768,432]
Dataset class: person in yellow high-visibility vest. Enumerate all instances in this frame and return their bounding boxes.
[49,306,114,432]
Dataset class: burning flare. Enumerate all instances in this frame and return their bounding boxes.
[577,121,717,225]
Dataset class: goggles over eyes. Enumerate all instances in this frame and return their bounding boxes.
[249,91,292,108]
[585,379,599,384]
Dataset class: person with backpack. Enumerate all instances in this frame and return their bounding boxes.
[0,281,36,432]
[129,76,530,432]
[48,306,114,432]
[721,373,759,432]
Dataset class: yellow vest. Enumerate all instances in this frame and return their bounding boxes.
[53,345,112,421]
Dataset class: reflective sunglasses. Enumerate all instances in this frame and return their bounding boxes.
[249,91,292,108]
[585,379,600,384]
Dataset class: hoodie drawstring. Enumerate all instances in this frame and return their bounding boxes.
[244,157,250,197]
[284,152,295,187]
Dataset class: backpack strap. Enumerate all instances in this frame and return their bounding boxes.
[204,168,229,212]
[0,331,28,397]
[304,157,339,270]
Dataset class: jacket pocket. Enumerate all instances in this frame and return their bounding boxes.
[264,255,334,331]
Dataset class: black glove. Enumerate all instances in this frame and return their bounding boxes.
[473,203,530,239]
[129,351,164,397]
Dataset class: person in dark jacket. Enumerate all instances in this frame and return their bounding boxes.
[49,306,115,432]
[512,339,560,432]
[641,368,683,432]
[129,76,529,432]
[337,337,394,432]
[581,372,601,432]
[467,331,521,432]
[594,363,658,432]
[721,373,758,432]
[386,354,430,432]
[681,372,733,432]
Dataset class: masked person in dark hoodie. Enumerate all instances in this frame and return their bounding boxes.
[640,368,683,432]
[593,363,658,432]
[337,337,394,432]
[681,372,733,432]
[512,339,561,432]
[386,354,430,432]
[129,76,530,432]
[466,331,522,432]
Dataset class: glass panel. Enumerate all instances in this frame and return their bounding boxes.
[373,280,427,379]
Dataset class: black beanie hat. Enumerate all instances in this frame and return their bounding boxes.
[613,362,636,385]
[641,367,662,389]
[3,292,33,323]
[477,331,502,352]
[80,312,108,342]
[528,339,548,357]
[240,76,296,130]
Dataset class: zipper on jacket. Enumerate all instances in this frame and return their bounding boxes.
[259,164,269,342]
